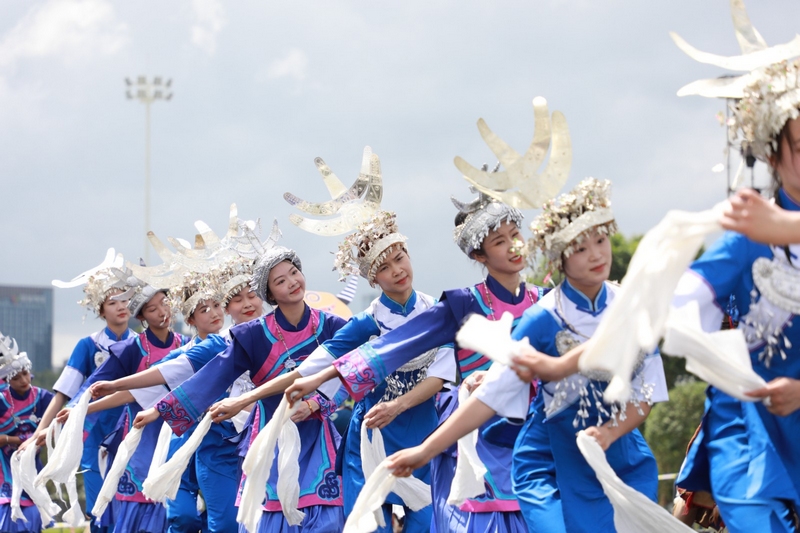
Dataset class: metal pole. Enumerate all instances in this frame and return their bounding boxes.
[145,99,151,265]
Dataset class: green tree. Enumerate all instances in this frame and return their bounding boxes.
[644,378,708,505]
[609,233,642,282]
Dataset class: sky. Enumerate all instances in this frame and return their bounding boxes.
[0,0,795,366]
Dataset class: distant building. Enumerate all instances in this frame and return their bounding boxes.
[0,286,53,372]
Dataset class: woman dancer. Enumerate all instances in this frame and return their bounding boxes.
[90,258,263,532]
[288,191,540,532]
[389,178,669,532]
[208,212,456,531]
[26,254,134,531]
[669,59,800,532]
[146,246,347,532]
[0,332,54,533]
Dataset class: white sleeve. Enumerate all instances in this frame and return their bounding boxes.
[297,345,336,377]
[317,377,344,400]
[426,346,457,384]
[672,270,723,333]
[52,366,86,398]
[157,357,196,390]
[633,355,670,404]
[130,385,170,410]
[471,363,530,420]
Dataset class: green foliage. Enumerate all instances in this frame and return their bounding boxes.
[609,233,642,282]
[645,378,708,504]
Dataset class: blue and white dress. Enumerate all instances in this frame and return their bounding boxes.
[52,327,134,530]
[674,188,800,533]
[476,279,668,533]
[299,290,456,532]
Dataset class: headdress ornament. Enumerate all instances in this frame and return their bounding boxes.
[0,331,32,381]
[452,180,525,257]
[455,97,572,210]
[529,177,617,271]
[333,211,408,286]
[284,146,383,236]
[251,245,302,305]
[52,249,130,316]
[672,0,800,160]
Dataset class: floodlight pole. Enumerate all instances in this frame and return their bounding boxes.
[125,76,172,264]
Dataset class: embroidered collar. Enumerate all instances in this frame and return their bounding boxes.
[145,328,175,349]
[379,290,418,316]
[274,304,311,332]
[485,274,526,305]
[562,278,607,314]
[779,188,800,212]
[103,327,132,342]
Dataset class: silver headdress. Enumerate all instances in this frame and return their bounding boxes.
[529,178,617,271]
[284,146,383,236]
[251,246,302,305]
[455,97,572,210]
[672,0,800,99]
[672,0,800,159]
[110,267,165,318]
[0,331,32,381]
[52,249,130,315]
[452,181,524,256]
[333,211,408,286]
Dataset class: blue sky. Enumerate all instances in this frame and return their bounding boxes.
[0,0,794,364]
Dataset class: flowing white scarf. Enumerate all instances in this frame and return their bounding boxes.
[10,443,60,525]
[237,396,303,533]
[91,426,144,518]
[576,431,693,532]
[447,385,488,506]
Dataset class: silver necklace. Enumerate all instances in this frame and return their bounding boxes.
[273,311,320,371]
[481,280,535,321]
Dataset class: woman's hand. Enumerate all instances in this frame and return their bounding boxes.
[90,381,118,399]
[285,375,324,406]
[746,377,800,416]
[584,425,614,451]
[386,445,433,478]
[133,407,161,429]
[463,372,487,393]
[364,400,403,429]
[18,434,37,452]
[55,408,71,424]
[209,397,247,423]
[290,400,317,423]
[721,189,800,245]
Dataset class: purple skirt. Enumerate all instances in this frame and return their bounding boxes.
[112,500,167,533]
[238,505,344,533]
[0,503,46,533]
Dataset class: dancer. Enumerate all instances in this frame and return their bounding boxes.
[147,246,347,532]
[210,212,456,531]
[0,332,54,533]
[388,178,669,533]
[27,251,134,532]
[288,191,539,533]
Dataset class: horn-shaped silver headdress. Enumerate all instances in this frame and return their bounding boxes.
[284,146,383,236]
[0,331,32,381]
[52,249,130,315]
[455,97,572,210]
[452,181,524,257]
[672,0,800,99]
[333,211,408,286]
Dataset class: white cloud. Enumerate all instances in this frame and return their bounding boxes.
[266,49,309,81]
[191,0,226,55]
[0,0,127,67]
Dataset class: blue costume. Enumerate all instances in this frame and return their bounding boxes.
[0,384,54,533]
[476,280,668,533]
[157,306,347,533]
[52,327,134,530]
[299,290,456,532]
[332,276,541,533]
[75,329,188,533]
[675,188,800,532]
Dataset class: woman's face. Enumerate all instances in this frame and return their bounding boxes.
[139,291,171,329]
[374,246,413,299]
[187,299,224,337]
[225,287,264,324]
[267,261,306,306]
[773,116,800,202]
[100,290,130,328]
[9,369,31,396]
[474,222,526,276]
[562,229,612,294]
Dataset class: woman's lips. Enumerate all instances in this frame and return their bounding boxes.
[510,255,523,264]
[590,264,606,273]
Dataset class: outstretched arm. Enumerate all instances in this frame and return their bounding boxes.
[721,188,800,245]
[87,391,135,414]
[386,395,496,477]
[364,377,444,429]
[584,402,651,451]
[209,370,301,422]
[511,342,586,383]
[90,367,167,398]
